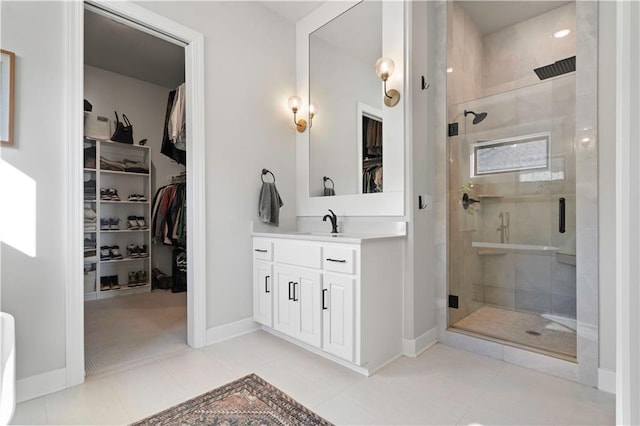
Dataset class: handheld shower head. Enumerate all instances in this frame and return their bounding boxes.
[464,110,488,125]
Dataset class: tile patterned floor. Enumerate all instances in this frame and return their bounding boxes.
[11,331,615,425]
[452,306,577,359]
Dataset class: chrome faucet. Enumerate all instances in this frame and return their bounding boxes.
[322,209,339,234]
[497,212,510,243]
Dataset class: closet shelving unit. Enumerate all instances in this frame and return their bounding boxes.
[84,137,152,301]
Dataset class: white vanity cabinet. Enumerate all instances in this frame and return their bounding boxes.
[252,233,404,375]
[273,265,322,347]
[252,238,273,327]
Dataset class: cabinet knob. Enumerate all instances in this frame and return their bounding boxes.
[326,258,346,263]
[254,249,268,253]
[265,275,270,293]
[322,289,328,310]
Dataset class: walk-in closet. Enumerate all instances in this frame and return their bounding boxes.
[82,6,188,376]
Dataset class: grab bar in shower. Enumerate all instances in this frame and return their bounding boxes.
[559,197,566,233]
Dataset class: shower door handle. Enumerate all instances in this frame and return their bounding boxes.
[559,197,566,234]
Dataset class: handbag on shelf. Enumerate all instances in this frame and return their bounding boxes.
[111,111,133,144]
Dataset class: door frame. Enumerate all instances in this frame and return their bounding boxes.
[65,1,207,387]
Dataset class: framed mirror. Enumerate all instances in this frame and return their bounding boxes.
[296,0,405,216]
[308,1,382,197]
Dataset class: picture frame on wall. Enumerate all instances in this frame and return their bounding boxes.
[1,49,16,146]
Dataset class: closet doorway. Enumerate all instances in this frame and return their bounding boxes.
[73,2,206,379]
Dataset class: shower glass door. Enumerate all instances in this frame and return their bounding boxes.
[445,0,578,359]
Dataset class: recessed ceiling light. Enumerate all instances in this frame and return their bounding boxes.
[446,67,453,73]
[554,29,571,39]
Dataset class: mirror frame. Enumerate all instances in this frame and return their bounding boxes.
[296,0,406,216]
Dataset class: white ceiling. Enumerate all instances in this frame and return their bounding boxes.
[84,10,185,89]
[261,1,326,23]
[458,1,574,35]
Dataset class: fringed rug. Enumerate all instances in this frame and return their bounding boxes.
[130,373,333,426]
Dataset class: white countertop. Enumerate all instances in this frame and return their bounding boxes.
[251,230,406,243]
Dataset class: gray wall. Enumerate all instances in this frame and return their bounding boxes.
[0,1,68,380]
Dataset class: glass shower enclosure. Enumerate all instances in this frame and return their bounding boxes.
[446,1,578,360]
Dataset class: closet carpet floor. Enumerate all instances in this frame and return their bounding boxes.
[84,291,187,377]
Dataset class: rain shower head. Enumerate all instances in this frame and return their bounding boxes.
[464,110,487,125]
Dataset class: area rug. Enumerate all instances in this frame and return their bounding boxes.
[131,373,333,425]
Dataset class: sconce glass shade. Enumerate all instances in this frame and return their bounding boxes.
[375,57,395,81]
[288,95,302,113]
[309,102,319,119]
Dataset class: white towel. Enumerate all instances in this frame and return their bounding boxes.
[258,182,284,226]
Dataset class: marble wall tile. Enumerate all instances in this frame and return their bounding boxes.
[483,254,515,288]
[515,289,552,314]
[483,285,515,309]
[551,293,577,319]
[551,260,577,296]
[515,253,552,293]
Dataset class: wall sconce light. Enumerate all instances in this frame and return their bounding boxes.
[375,57,400,107]
[309,102,319,128]
[288,96,307,133]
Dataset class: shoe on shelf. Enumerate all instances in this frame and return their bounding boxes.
[110,218,121,230]
[127,216,139,230]
[100,245,111,261]
[100,218,110,231]
[136,217,148,230]
[110,245,124,260]
[100,188,111,200]
[109,188,121,202]
[137,244,149,258]
[110,275,121,290]
[137,194,148,202]
[100,276,111,291]
[128,271,138,287]
[127,244,140,258]
[138,270,148,285]
[127,194,140,202]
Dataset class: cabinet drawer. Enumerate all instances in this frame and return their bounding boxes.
[323,247,355,274]
[274,242,322,269]
[253,238,273,261]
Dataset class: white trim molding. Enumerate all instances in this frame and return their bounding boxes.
[615,1,640,423]
[65,0,208,396]
[16,368,66,404]
[402,327,438,358]
[205,318,260,346]
[598,368,616,394]
[64,0,86,389]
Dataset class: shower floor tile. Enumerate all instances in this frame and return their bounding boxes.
[452,306,576,359]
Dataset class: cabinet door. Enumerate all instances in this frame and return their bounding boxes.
[295,269,323,348]
[253,260,273,327]
[322,273,355,362]
[273,266,298,337]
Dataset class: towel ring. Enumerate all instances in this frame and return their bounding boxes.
[261,168,275,183]
[323,176,334,189]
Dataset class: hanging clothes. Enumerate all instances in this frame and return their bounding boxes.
[151,183,186,247]
[362,163,383,193]
[168,83,186,151]
[161,90,187,165]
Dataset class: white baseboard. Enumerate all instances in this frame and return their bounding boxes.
[598,368,616,394]
[205,317,260,346]
[16,368,67,403]
[403,327,438,357]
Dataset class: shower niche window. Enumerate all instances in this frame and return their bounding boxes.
[472,133,550,177]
